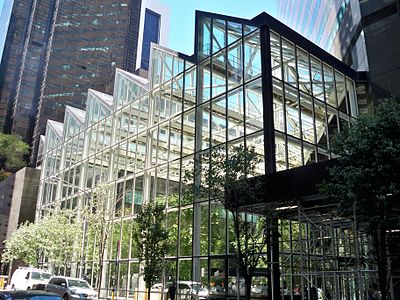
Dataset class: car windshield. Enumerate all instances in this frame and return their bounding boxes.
[191,284,207,292]
[68,279,90,289]
[31,272,51,280]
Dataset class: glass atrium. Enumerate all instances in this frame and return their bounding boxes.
[37,11,374,300]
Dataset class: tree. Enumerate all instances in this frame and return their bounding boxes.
[185,145,271,299]
[2,210,81,271]
[0,133,29,180]
[319,99,400,300]
[2,221,45,267]
[132,202,169,300]
[44,211,82,272]
[81,183,113,295]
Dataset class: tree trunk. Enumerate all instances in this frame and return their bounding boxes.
[97,245,105,296]
[244,275,252,300]
[147,287,151,300]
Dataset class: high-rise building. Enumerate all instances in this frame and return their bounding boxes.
[37,9,378,299]
[0,0,169,163]
[277,0,400,102]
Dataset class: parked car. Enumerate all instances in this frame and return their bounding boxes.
[9,268,52,290]
[151,281,208,300]
[0,290,61,300]
[45,276,97,300]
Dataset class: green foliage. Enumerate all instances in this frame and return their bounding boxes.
[81,183,113,292]
[2,221,44,267]
[133,202,169,291]
[319,99,400,299]
[320,99,400,232]
[184,145,269,298]
[2,210,81,269]
[0,133,29,180]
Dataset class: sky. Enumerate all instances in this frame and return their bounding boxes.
[161,0,278,55]
[0,0,278,61]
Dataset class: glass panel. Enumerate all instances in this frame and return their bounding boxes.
[245,78,263,134]
[314,99,328,151]
[212,50,226,98]
[210,202,226,254]
[323,64,336,108]
[282,38,297,86]
[171,74,183,116]
[297,47,311,94]
[212,18,226,54]
[179,207,193,256]
[199,103,211,150]
[244,31,261,81]
[275,131,287,171]
[310,56,324,101]
[227,40,243,91]
[170,116,182,161]
[246,131,265,176]
[346,78,358,117]
[335,71,347,114]
[300,92,314,144]
[199,59,211,103]
[287,136,302,168]
[273,78,284,132]
[285,84,300,138]
[210,259,225,295]
[211,96,227,145]
[184,67,196,111]
[327,106,339,146]
[227,88,244,141]
[178,259,192,282]
[303,142,317,165]
[199,17,211,59]
[227,21,242,45]
[182,109,196,155]
[270,31,282,80]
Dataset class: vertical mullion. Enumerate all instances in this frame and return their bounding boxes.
[259,25,276,174]
[320,61,331,159]
[294,46,304,166]
[308,54,318,162]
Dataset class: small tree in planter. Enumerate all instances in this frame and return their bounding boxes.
[133,202,169,300]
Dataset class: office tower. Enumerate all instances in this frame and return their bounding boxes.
[277,0,400,101]
[0,0,169,164]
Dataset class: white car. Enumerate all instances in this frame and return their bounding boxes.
[9,267,52,290]
[45,276,97,300]
[151,281,209,299]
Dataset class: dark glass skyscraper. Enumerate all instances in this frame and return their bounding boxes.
[0,0,169,163]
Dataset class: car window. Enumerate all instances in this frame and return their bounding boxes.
[68,279,90,289]
[49,278,58,285]
[59,279,67,286]
[31,272,51,280]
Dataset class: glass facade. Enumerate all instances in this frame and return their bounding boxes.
[37,11,373,300]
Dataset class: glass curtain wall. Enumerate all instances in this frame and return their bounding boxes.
[37,12,363,300]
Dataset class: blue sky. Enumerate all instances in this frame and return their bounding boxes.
[0,0,278,60]
[162,0,278,55]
